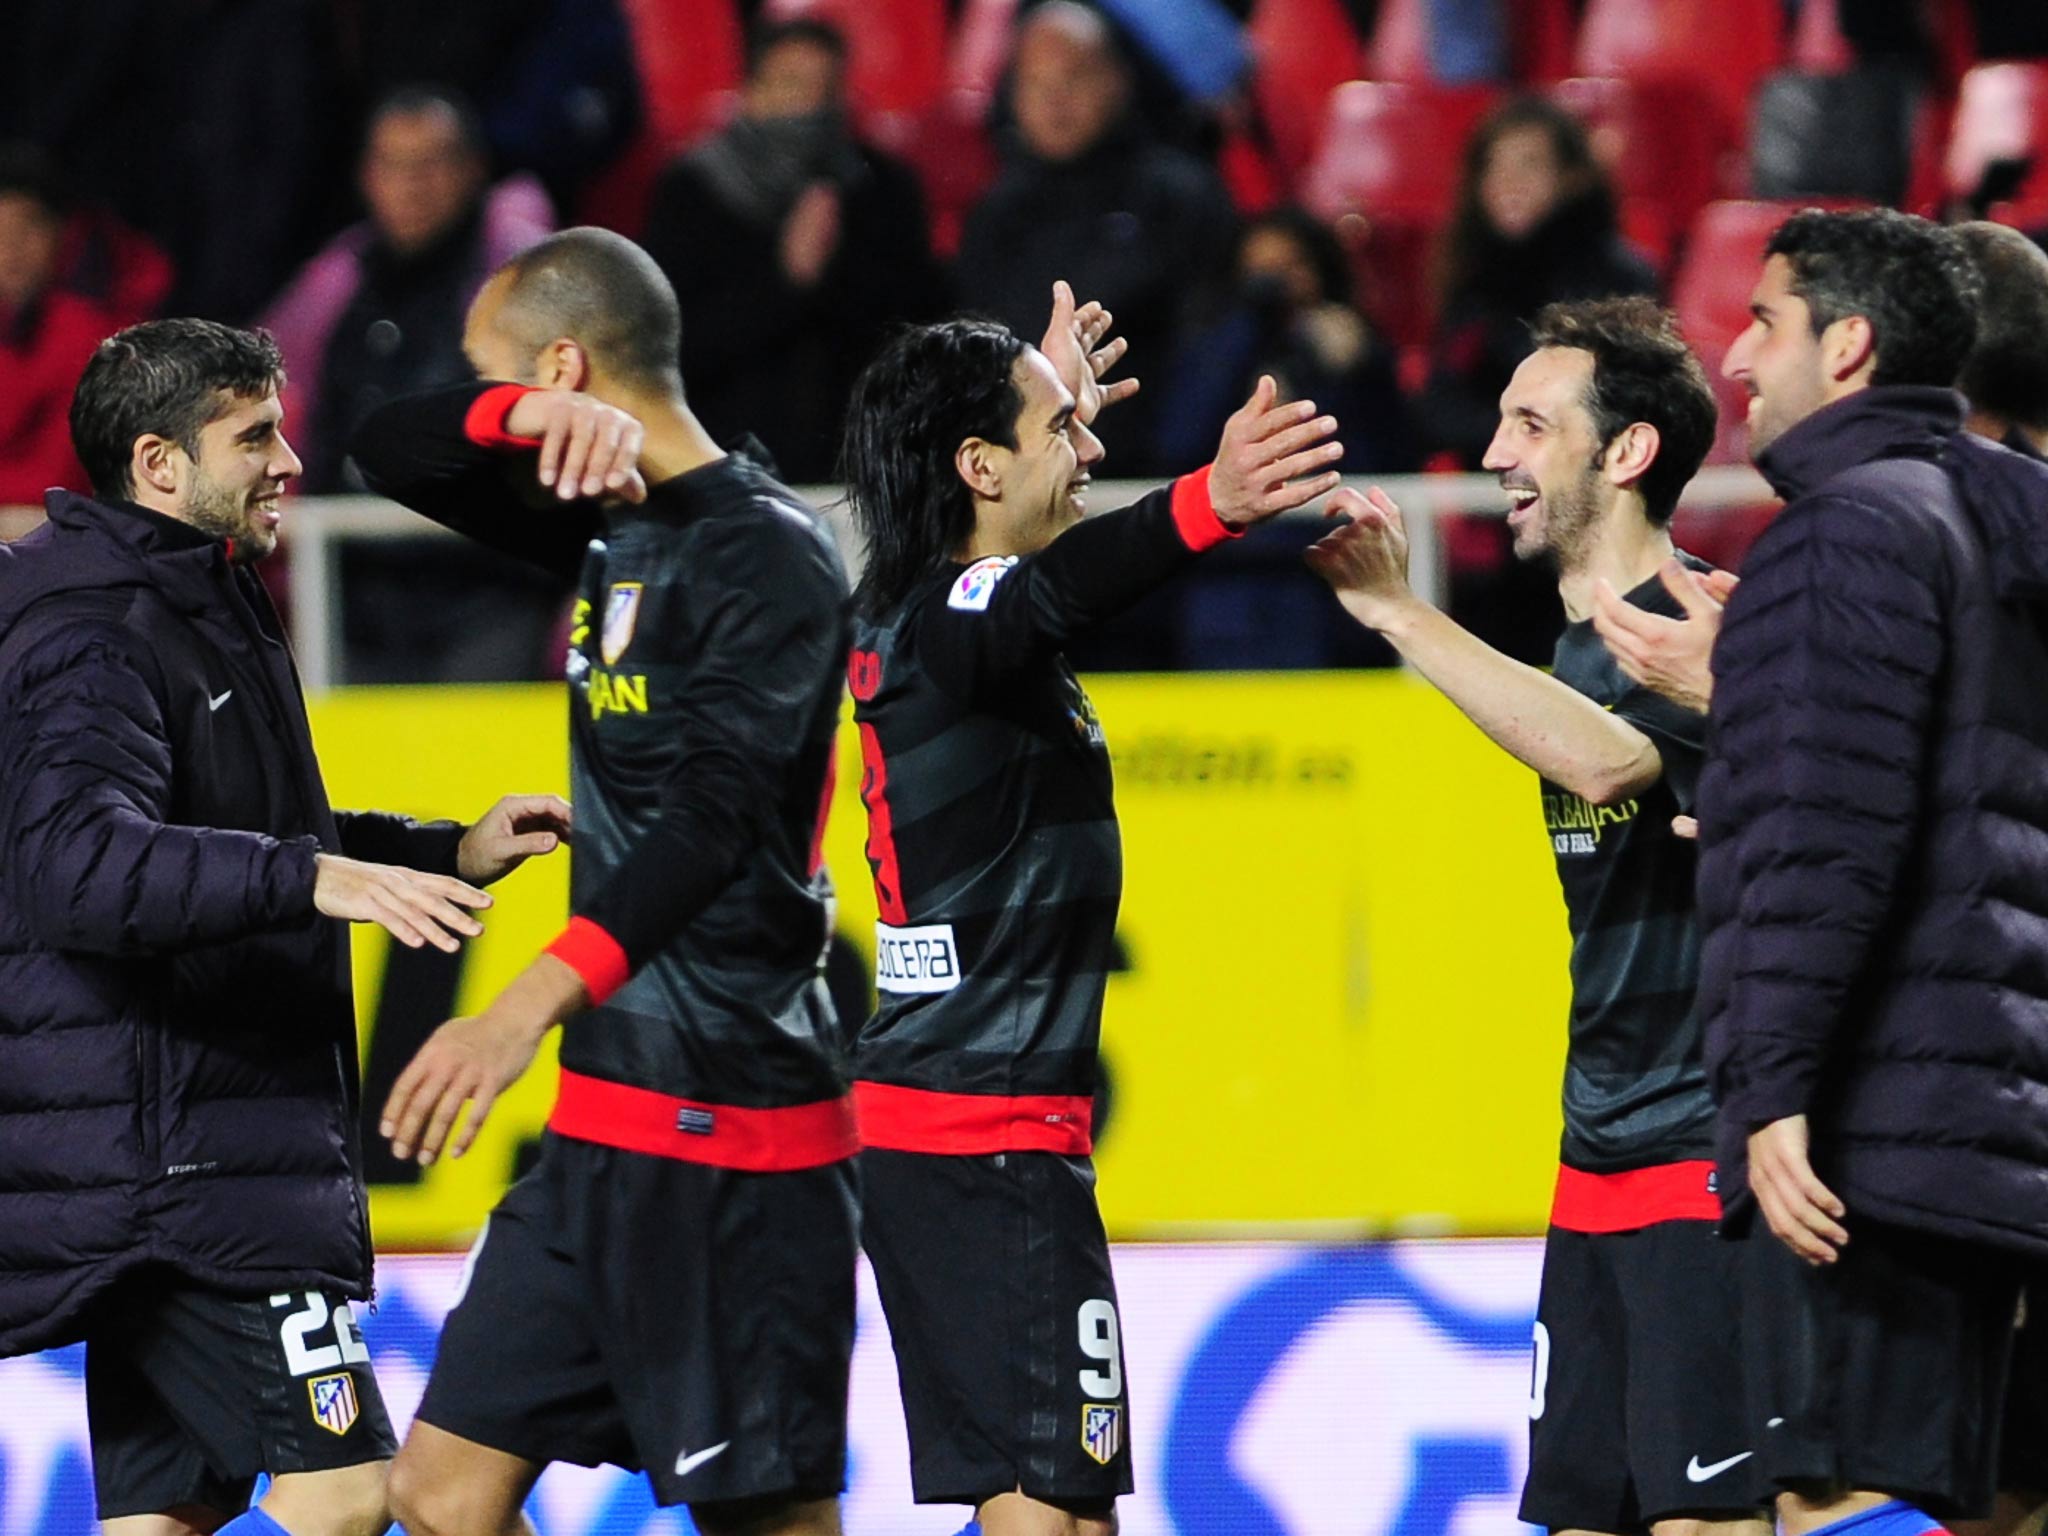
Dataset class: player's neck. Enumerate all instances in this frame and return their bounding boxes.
[627,394,726,487]
[1556,508,1673,622]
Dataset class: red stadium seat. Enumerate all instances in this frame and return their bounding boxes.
[1946,61,2048,228]
[1671,198,1868,463]
[1245,0,1370,179]
[1552,75,1720,272]
[762,0,949,121]
[576,0,745,234]
[1573,0,1785,165]
[1788,0,1854,72]
[1300,81,1501,346]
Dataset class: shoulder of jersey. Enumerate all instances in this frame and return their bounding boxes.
[947,555,1019,613]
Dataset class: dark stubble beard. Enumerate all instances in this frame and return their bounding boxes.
[180,467,272,564]
[1515,460,1605,573]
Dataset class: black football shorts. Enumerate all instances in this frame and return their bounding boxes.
[1743,1218,2022,1519]
[1521,1219,1765,1532]
[413,1131,859,1510]
[85,1279,395,1519]
[860,1147,1133,1511]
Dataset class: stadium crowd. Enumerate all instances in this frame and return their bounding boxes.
[7,0,2048,665]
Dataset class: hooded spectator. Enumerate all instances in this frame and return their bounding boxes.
[642,17,945,482]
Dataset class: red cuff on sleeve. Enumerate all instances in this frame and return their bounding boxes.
[463,384,544,450]
[544,917,631,1005]
[1171,464,1239,552]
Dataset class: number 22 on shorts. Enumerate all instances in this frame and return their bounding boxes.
[1078,1298,1123,1398]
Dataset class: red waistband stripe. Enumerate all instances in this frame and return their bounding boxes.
[1549,1159,1721,1233]
[853,1080,1094,1155]
[548,1068,858,1171]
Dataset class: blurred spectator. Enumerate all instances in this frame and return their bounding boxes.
[642,18,944,480]
[0,148,118,514]
[345,0,641,214]
[0,0,346,324]
[955,1,1238,475]
[1418,96,1658,467]
[259,89,554,492]
[1155,207,1414,474]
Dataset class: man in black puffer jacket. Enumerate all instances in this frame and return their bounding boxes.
[0,319,569,1536]
[1701,210,2048,1536]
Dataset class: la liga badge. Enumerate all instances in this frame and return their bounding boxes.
[308,1372,359,1436]
[602,582,644,664]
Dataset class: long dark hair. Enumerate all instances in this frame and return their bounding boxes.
[840,319,1027,618]
[1436,95,1613,309]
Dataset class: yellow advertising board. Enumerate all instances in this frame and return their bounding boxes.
[309,674,1572,1249]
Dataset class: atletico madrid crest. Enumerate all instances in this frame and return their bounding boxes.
[602,582,644,664]
[308,1372,359,1436]
[1081,1403,1122,1465]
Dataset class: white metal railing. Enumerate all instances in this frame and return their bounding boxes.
[282,467,1775,690]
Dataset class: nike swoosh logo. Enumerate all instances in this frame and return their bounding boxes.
[208,690,233,712]
[1686,1451,1754,1482]
[673,1441,730,1477]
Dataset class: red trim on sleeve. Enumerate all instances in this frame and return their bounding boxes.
[548,1069,858,1170]
[1549,1160,1721,1233]
[544,917,631,1006]
[463,384,544,449]
[853,1081,1094,1155]
[1170,464,1238,552]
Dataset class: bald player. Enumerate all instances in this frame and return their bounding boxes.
[350,227,858,1536]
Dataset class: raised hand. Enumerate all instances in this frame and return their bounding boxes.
[1303,485,1417,631]
[504,390,649,503]
[312,855,491,953]
[456,794,573,886]
[1208,376,1343,528]
[1040,279,1139,427]
[1591,558,1737,713]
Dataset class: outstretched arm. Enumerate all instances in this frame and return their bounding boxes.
[1307,487,1664,805]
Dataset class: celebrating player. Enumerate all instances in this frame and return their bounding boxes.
[351,228,858,1536]
[1307,297,1766,1536]
[840,283,1343,1536]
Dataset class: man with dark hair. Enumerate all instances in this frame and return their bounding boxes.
[349,227,857,1536]
[1696,206,2048,1536]
[642,13,943,479]
[842,281,1340,1536]
[1953,221,2048,457]
[1307,297,1764,1536]
[0,317,567,1536]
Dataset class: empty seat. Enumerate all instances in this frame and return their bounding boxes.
[1574,0,1786,163]
[1245,0,1370,178]
[1301,81,1501,346]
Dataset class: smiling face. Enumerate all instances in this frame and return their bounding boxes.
[975,347,1105,555]
[176,389,302,563]
[1482,346,1610,569]
[1722,253,1835,461]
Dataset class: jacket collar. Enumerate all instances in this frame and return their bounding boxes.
[1755,386,1966,502]
[42,490,240,616]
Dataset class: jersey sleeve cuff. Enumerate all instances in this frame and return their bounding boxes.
[544,916,631,1005]
[1171,465,1239,551]
[463,384,544,450]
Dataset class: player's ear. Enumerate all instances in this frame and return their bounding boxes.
[954,436,1004,499]
[1601,421,1659,494]
[131,432,184,497]
[538,338,589,391]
